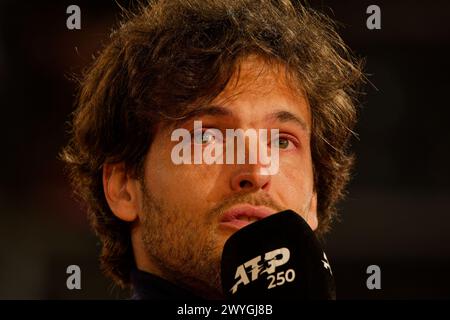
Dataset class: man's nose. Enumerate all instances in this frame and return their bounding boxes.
[230,165,271,192]
[228,130,274,192]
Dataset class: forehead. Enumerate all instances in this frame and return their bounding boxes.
[162,54,311,133]
[209,54,311,127]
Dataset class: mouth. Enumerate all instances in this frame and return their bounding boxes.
[219,204,277,231]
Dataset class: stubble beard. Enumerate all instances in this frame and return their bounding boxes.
[140,185,224,299]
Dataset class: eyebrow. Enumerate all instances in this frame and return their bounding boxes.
[174,105,232,126]
[266,110,309,133]
[176,105,308,132]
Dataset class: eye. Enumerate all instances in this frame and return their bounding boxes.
[193,129,216,145]
[272,135,297,150]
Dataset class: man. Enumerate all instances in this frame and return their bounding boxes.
[62,0,363,299]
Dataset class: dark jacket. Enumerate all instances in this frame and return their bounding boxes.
[130,268,204,300]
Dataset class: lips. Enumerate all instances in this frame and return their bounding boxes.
[219,204,277,231]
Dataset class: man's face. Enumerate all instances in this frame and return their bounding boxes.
[137,56,317,297]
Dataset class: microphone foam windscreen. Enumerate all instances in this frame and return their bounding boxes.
[221,210,336,300]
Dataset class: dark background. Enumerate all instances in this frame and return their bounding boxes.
[0,0,449,299]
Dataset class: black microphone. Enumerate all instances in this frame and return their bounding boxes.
[221,210,335,300]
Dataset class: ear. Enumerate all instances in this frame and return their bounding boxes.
[103,162,141,222]
[307,192,318,231]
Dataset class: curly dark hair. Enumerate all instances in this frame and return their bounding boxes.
[61,0,364,288]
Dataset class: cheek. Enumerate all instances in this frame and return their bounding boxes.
[144,148,225,215]
[276,153,315,203]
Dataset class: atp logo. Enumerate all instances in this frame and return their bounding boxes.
[321,252,333,276]
[230,247,291,294]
